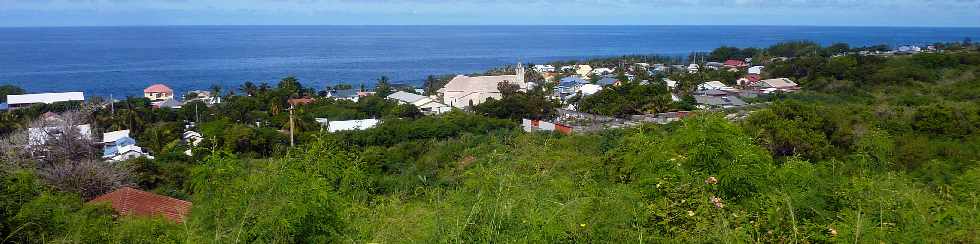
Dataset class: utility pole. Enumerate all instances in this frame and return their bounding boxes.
[288,104,295,147]
[195,103,200,124]
[109,94,114,117]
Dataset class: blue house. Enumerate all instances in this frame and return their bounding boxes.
[558,76,590,95]
[102,130,136,157]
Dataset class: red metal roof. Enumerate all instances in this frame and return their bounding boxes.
[724,60,746,67]
[143,84,173,94]
[88,187,192,223]
[288,97,316,106]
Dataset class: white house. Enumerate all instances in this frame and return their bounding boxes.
[439,63,528,108]
[579,84,603,96]
[182,131,204,156]
[687,64,700,74]
[748,66,764,75]
[7,92,85,109]
[533,65,556,73]
[591,67,615,76]
[387,91,451,115]
[319,119,380,133]
[28,124,92,147]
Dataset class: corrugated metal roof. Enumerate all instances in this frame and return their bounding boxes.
[102,130,131,143]
[88,187,191,223]
[387,91,427,103]
[7,92,84,105]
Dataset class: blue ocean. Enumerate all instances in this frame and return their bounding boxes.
[1,25,979,98]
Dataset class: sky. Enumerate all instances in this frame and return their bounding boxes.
[1,0,978,27]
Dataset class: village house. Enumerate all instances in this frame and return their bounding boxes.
[698,81,738,92]
[724,59,748,68]
[748,66,764,75]
[327,89,359,102]
[591,67,615,76]
[27,112,92,148]
[287,97,316,107]
[737,74,762,87]
[755,78,800,93]
[596,77,621,86]
[152,99,182,109]
[556,76,589,97]
[102,130,154,162]
[533,64,556,73]
[705,62,724,70]
[694,95,747,109]
[316,118,380,132]
[387,91,451,115]
[687,64,700,73]
[578,84,603,96]
[574,65,594,77]
[182,131,203,156]
[88,187,192,223]
[6,92,85,110]
[185,90,219,105]
[438,63,529,108]
[144,84,174,101]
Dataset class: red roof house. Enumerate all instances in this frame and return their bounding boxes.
[143,84,173,94]
[724,60,747,68]
[143,84,175,101]
[287,97,316,106]
[88,187,192,223]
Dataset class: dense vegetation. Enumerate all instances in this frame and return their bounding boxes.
[2,41,979,242]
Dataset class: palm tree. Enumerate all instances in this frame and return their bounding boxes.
[241,81,258,97]
[210,84,223,98]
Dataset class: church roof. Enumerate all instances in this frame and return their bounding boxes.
[442,74,524,93]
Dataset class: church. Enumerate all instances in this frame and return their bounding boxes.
[438,63,529,108]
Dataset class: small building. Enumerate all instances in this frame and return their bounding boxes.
[591,68,615,76]
[320,119,380,133]
[579,84,603,96]
[387,91,451,115]
[287,97,316,107]
[755,78,800,93]
[724,60,748,68]
[687,64,700,74]
[522,119,574,135]
[574,65,593,77]
[748,66,764,75]
[151,98,182,109]
[699,81,735,91]
[28,124,92,147]
[182,131,203,156]
[737,74,762,87]
[186,90,218,105]
[88,187,192,223]
[663,78,679,90]
[705,62,724,70]
[533,65,556,73]
[557,76,589,97]
[144,84,174,101]
[7,92,85,109]
[694,95,747,109]
[327,89,359,102]
[102,130,153,162]
[596,77,621,86]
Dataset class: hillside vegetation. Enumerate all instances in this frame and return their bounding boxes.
[2,42,979,243]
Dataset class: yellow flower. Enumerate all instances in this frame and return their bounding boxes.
[580,223,586,227]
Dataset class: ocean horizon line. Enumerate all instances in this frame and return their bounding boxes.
[3,24,980,29]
